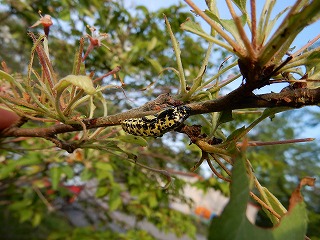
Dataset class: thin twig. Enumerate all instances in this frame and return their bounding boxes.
[206,158,231,182]
[93,66,122,83]
[238,138,315,147]
[225,0,256,59]
[210,153,232,176]
[250,191,281,219]
[292,33,320,58]
[33,186,55,212]
[250,0,257,50]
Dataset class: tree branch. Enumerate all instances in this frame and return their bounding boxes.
[1,87,319,139]
[189,87,320,114]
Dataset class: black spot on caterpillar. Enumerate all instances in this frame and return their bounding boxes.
[121,106,191,137]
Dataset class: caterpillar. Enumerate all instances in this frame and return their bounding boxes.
[121,106,191,137]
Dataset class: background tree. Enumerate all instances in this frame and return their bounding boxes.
[0,0,320,239]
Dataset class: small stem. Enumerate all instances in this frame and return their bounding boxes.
[208,73,241,94]
[238,138,315,147]
[33,186,55,212]
[226,0,256,59]
[164,14,187,95]
[250,0,257,50]
[184,43,213,100]
[201,60,238,88]
[206,158,231,182]
[191,151,208,172]
[292,33,320,58]
[93,66,121,84]
[195,139,230,156]
[62,89,84,116]
[211,153,232,176]
[249,191,281,219]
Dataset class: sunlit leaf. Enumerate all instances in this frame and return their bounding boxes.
[53,75,96,95]
[305,51,320,88]
[147,37,158,52]
[0,70,14,82]
[181,18,233,52]
[181,19,216,42]
[260,1,320,65]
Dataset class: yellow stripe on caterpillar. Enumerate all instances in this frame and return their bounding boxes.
[121,106,191,137]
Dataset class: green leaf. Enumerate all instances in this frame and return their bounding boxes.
[181,17,234,53]
[135,5,149,15]
[117,135,148,147]
[146,57,163,73]
[226,125,246,142]
[95,186,109,198]
[109,186,122,211]
[0,69,14,82]
[53,75,96,95]
[32,212,42,227]
[260,107,288,119]
[95,162,113,171]
[9,199,32,211]
[273,202,307,240]
[80,168,93,181]
[0,154,42,180]
[16,157,42,166]
[148,192,158,208]
[258,4,289,46]
[147,37,158,52]
[61,165,74,179]
[96,168,114,181]
[181,19,220,44]
[260,187,287,225]
[50,165,61,190]
[260,1,320,65]
[19,209,33,223]
[305,50,320,88]
[205,10,247,43]
[141,205,152,218]
[0,161,17,180]
[208,151,308,240]
[232,0,247,12]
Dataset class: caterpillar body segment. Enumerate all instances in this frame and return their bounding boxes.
[121,106,191,137]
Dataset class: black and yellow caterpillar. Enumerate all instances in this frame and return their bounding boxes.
[121,106,191,137]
